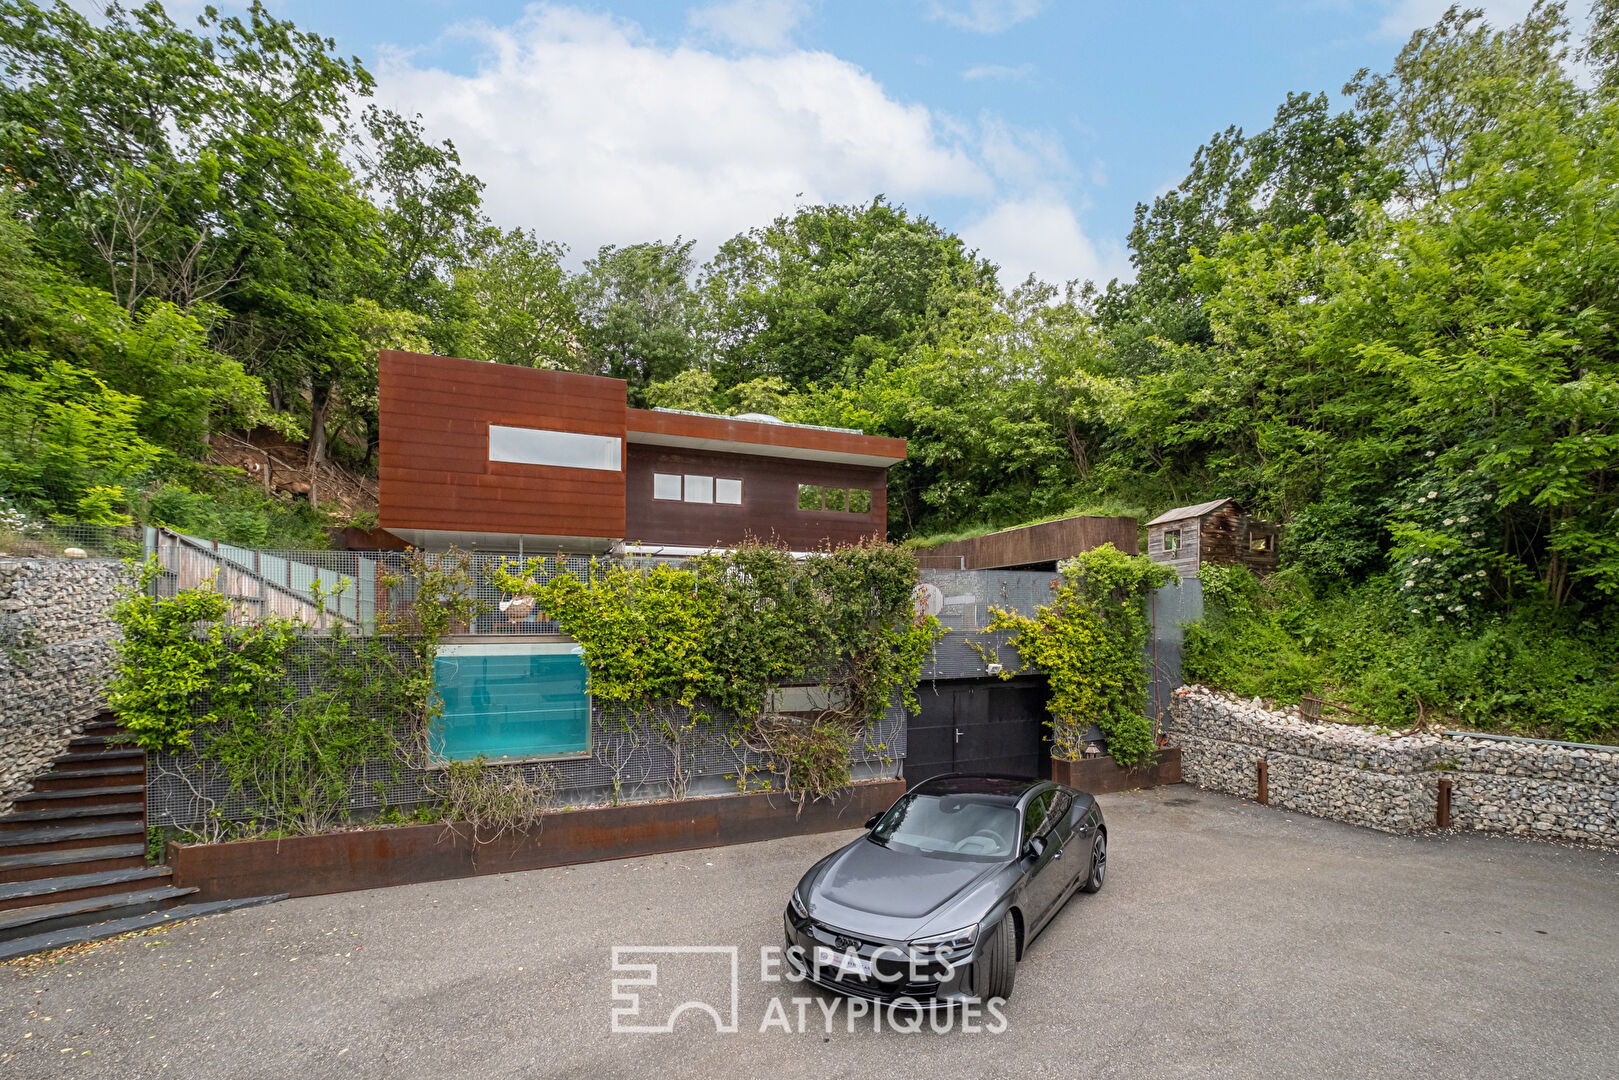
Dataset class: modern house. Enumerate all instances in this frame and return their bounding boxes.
[376,350,907,554]
[1146,498,1280,580]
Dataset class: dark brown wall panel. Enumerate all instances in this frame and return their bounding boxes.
[625,444,887,549]
[378,351,628,540]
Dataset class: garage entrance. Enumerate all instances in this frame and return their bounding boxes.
[903,675,1051,788]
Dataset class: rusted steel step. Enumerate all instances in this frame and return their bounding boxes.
[0,894,285,963]
[0,821,143,850]
[0,802,145,825]
[0,885,198,936]
[13,784,146,804]
[0,865,172,910]
[41,763,144,780]
[50,751,147,767]
[0,843,146,884]
[30,770,147,793]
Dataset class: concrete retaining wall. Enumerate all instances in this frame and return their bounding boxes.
[0,558,130,815]
[1173,685,1619,846]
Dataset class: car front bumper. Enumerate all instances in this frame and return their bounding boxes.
[783,906,979,1007]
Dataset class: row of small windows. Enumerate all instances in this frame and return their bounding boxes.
[653,473,743,505]
[798,485,872,515]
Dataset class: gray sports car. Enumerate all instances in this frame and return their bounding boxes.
[783,774,1106,1006]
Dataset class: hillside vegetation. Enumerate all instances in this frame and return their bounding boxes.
[3,1,1618,740]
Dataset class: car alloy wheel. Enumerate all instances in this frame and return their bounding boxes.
[1080,833,1106,894]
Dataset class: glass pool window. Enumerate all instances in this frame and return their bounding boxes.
[430,642,591,761]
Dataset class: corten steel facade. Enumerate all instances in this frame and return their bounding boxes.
[377,350,906,551]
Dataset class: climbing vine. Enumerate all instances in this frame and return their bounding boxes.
[110,548,484,836]
[108,558,232,753]
[983,543,1174,767]
[492,541,939,805]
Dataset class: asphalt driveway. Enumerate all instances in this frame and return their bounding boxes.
[3,786,1617,1079]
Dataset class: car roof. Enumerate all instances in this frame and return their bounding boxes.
[910,774,1049,802]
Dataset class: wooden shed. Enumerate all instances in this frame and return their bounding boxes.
[1145,498,1280,580]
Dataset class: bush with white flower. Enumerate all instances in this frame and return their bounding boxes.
[1386,472,1496,624]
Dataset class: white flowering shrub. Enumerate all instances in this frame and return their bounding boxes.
[1385,474,1496,624]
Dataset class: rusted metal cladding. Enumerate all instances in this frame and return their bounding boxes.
[918,515,1139,570]
[624,444,887,549]
[167,781,905,902]
[377,350,628,541]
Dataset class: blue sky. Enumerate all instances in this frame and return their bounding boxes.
[191,0,1538,285]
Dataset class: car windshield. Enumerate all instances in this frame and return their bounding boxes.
[870,792,1020,860]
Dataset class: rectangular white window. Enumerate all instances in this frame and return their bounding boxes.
[488,425,621,471]
[683,474,714,504]
[715,478,743,505]
[653,473,682,500]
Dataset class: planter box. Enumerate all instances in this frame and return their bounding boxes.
[166,779,904,903]
[1051,747,1182,794]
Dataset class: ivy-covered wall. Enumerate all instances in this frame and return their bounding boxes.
[116,543,937,839]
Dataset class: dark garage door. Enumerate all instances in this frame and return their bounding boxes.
[903,675,1051,788]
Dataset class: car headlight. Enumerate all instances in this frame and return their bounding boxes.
[789,891,808,919]
[909,923,978,955]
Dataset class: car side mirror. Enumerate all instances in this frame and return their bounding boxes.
[1025,834,1047,859]
[864,813,881,830]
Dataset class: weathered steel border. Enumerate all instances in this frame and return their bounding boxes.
[1050,747,1183,794]
[166,779,904,903]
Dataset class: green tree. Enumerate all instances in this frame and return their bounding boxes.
[573,239,705,402]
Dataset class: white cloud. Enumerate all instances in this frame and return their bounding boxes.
[1376,0,1536,40]
[961,62,1034,81]
[687,0,811,52]
[374,6,989,260]
[373,4,1114,285]
[928,1,1046,35]
[960,195,1129,287]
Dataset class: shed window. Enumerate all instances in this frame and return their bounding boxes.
[825,487,847,512]
[683,474,714,504]
[430,643,590,761]
[848,488,872,514]
[798,484,822,510]
[715,477,743,505]
[652,473,682,500]
[1162,529,1181,553]
[1250,535,1273,552]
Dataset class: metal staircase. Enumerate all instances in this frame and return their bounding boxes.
[0,715,282,961]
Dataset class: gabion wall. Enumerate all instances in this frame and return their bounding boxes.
[0,558,130,816]
[1174,685,1619,846]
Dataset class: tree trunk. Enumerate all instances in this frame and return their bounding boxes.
[308,383,332,466]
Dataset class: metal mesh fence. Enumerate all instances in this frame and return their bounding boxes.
[0,519,144,559]
[147,696,908,828]
[135,536,1053,828]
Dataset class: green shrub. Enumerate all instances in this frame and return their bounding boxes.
[1184,565,1619,743]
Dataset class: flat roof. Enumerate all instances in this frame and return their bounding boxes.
[625,407,906,467]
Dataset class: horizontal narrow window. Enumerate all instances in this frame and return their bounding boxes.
[715,478,743,505]
[489,425,621,471]
[430,643,590,761]
[684,474,714,504]
[653,473,682,500]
